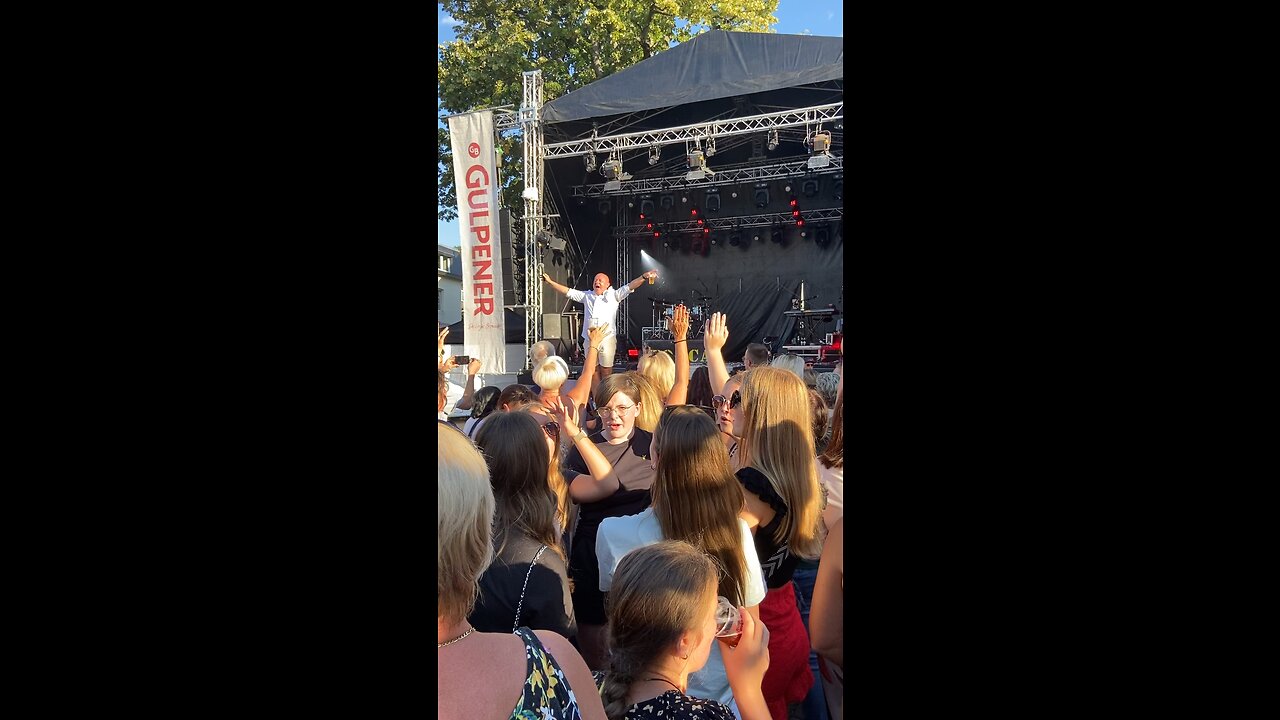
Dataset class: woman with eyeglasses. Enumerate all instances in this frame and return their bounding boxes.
[595,405,768,715]
[594,541,771,720]
[548,372,658,671]
[469,410,576,641]
[711,376,745,472]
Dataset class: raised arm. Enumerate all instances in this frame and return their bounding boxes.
[666,304,690,406]
[543,272,573,297]
[704,312,731,396]
[566,326,607,411]
[548,399,621,504]
[810,517,844,669]
[623,269,658,292]
[453,359,483,410]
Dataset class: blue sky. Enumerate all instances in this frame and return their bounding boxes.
[437,0,843,243]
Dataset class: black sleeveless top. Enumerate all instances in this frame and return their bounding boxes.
[736,466,802,588]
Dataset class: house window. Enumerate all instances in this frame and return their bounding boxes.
[439,254,451,272]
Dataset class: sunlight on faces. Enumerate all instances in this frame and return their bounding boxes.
[593,273,610,295]
[718,377,742,437]
[599,391,640,442]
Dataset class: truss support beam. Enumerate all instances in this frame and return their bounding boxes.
[616,208,844,237]
[573,157,844,197]
[521,71,544,371]
[543,103,843,159]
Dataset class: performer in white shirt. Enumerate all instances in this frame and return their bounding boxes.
[543,269,657,395]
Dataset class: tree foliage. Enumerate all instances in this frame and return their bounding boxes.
[438,0,779,220]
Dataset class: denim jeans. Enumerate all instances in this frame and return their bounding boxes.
[792,564,828,720]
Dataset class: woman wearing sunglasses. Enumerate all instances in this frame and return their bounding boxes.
[469,410,576,641]
[548,372,657,671]
[595,405,768,715]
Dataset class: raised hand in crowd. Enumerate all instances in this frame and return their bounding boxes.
[665,304,691,406]
[437,326,450,368]
[704,311,731,399]
[722,605,773,720]
[440,355,459,374]
[455,358,484,410]
[564,325,608,423]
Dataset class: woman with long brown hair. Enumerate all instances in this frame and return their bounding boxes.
[595,406,768,712]
[437,423,605,720]
[595,541,771,720]
[468,410,575,640]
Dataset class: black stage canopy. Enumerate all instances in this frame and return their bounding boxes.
[541,30,843,125]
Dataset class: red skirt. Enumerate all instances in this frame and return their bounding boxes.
[759,582,814,720]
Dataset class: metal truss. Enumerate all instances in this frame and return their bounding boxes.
[615,208,844,237]
[543,103,843,159]
[495,109,520,130]
[573,156,844,197]
[616,202,630,355]
[521,71,544,371]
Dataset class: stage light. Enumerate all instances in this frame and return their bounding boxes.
[585,155,597,172]
[660,194,674,210]
[690,206,699,218]
[752,232,761,243]
[815,225,831,248]
[710,232,719,246]
[802,180,819,198]
[812,131,832,153]
[799,228,808,239]
[601,158,623,180]
[648,146,660,165]
[729,230,742,247]
[767,129,779,151]
[640,197,654,215]
[705,190,720,212]
[754,187,770,208]
[807,131,832,169]
[705,138,716,157]
[686,150,713,181]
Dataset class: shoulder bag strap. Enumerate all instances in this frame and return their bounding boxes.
[512,544,550,633]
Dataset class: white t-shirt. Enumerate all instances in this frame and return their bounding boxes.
[595,507,766,712]
[566,285,633,344]
[819,461,843,532]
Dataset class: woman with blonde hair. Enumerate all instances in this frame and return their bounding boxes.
[595,541,771,720]
[596,406,768,713]
[436,424,606,720]
[769,353,806,381]
[730,366,826,720]
[469,411,575,640]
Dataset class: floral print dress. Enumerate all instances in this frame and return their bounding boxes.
[510,626,584,720]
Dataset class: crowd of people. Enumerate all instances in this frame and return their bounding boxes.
[439,272,843,720]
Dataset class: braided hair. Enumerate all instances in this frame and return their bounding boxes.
[599,541,718,720]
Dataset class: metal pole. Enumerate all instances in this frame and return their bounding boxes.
[521,70,544,372]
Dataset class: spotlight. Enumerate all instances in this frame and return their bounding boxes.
[585,155,597,172]
[660,194,674,210]
[729,230,742,247]
[648,146,660,165]
[686,150,713,181]
[600,158,623,180]
[752,233,761,243]
[802,180,819,198]
[754,187,770,208]
[812,131,832,153]
[640,197,654,215]
[767,129,779,151]
[705,138,716,157]
[807,131,832,169]
[710,232,719,246]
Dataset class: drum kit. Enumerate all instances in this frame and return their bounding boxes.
[646,293,713,340]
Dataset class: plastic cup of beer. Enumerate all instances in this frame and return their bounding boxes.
[647,273,655,285]
[715,596,743,648]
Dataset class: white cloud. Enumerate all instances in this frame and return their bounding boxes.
[440,14,460,25]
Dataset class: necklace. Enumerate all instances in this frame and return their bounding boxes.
[437,625,475,648]
[646,675,683,694]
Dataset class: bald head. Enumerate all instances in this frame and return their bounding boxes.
[592,273,610,295]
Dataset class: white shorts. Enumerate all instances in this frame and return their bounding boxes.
[593,335,617,366]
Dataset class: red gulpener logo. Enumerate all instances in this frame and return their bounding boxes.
[468,142,481,158]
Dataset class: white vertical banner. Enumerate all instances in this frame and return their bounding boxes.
[448,110,506,374]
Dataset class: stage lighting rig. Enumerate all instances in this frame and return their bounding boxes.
[648,145,660,165]
[600,152,631,192]
[767,129,779,151]
[806,130,833,169]
[585,154,597,172]
[686,149,714,181]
